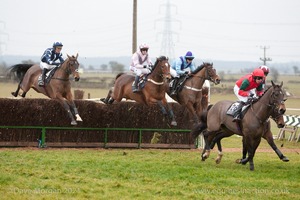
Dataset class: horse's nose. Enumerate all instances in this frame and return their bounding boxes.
[277,123,285,128]
[279,109,286,115]
[75,77,80,81]
[215,79,221,84]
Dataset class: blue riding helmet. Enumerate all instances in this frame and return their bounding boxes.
[53,42,63,48]
[185,51,194,60]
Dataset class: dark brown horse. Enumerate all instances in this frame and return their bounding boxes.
[192,99,288,166]
[9,54,82,125]
[101,56,177,126]
[167,63,220,123]
[192,81,285,170]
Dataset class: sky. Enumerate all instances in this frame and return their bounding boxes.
[0,0,300,63]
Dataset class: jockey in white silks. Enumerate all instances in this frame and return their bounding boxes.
[129,43,153,93]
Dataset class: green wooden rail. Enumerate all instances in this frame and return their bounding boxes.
[0,126,201,148]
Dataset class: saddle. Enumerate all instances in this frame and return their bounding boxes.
[169,74,189,93]
[131,73,149,91]
[38,67,58,85]
[226,102,251,119]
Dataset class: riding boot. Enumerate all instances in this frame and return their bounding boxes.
[38,68,47,87]
[132,75,140,93]
[170,77,179,96]
[232,101,245,122]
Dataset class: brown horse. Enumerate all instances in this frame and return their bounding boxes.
[101,56,177,126]
[192,81,285,170]
[9,54,82,125]
[167,63,220,123]
[192,98,288,166]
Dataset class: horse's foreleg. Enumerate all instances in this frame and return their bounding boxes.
[68,100,82,122]
[263,132,289,162]
[61,100,77,125]
[186,103,199,124]
[158,100,177,126]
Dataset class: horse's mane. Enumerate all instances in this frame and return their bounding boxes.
[153,56,168,70]
[192,62,212,74]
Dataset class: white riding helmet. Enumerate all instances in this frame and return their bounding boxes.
[139,43,149,50]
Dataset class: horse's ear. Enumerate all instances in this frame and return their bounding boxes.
[67,54,71,59]
[271,80,275,87]
[280,81,283,87]
[75,53,79,59]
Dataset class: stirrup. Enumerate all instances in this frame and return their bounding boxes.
[232,116,241,122]
[38,81,45,87]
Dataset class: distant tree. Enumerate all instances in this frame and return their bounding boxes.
[0,61,7,75]
[292,65,299,76]
[21,59,36,64]
[101,64,108,71]
[218,71,225,80]
[109,61,125,73]
[270,67,279,83]
[88,65,94,70]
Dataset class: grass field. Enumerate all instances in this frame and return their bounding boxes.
[0,148,299,200]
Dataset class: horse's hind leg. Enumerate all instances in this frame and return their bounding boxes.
[11,83,21,97]
[100,88,114,104]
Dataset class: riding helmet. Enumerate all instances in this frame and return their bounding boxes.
[252,68,265,77]
[259,65,270,75]
[53,42,63,48]
[185,51,195,60]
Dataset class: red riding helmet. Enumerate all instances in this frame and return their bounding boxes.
[252,68,265,78]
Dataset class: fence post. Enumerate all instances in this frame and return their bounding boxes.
[41,127,46,148]
[138,130,142,149]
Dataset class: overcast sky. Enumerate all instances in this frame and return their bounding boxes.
[0,0,300,63]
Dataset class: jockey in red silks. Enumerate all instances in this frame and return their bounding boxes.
[232,68,265,122]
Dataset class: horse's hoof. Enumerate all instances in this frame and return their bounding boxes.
[281,157,289,162]
[11,92,17,97]
[100,98,107,104]
[71,121,77,126]
[235,159,242,164]
[215,158,222,164]
[171,121,177,126]
[75,114,83,122]
[201,155,207,161]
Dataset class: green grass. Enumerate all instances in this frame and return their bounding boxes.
[0,148,299,199]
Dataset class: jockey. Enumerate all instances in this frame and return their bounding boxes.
[232,68,265,122]
[169,51,196,96]
[259,65,270,90]
[39,42,64,87]
[129,43,153,93]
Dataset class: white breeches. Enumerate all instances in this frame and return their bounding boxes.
[129,66,151,76]
[233,85,249,103]
[40,62,56,70]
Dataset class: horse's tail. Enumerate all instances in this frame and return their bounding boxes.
[191,104,214,139]
[7,64,34,82]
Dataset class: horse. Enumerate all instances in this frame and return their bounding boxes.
[167,62,220,123]
[191,81,285,170]
[8,54,82,126]
[192,98,288,165]
[101,56,177,126]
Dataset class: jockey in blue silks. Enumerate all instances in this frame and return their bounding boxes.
[169,51,196,96]
[39,42,65,87]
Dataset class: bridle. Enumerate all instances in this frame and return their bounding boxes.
[52,58,79,81]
